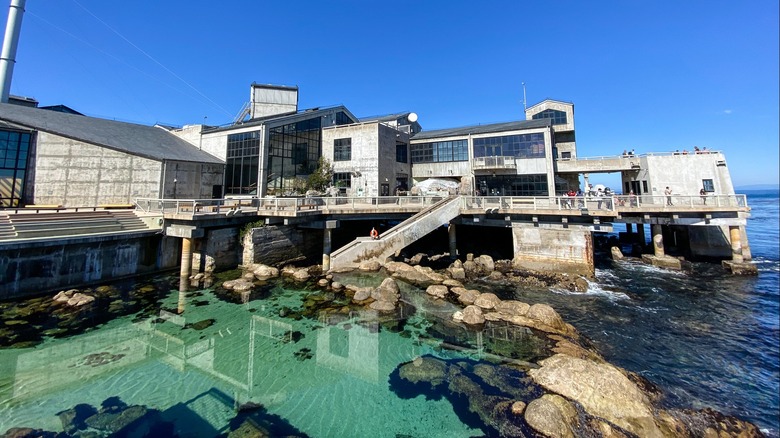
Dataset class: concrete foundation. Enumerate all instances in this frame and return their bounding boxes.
[722,260,758,275]
[242,225,322,267]
[0,233,173,299]
[192,227,240,275]
[641,254,683,270]
[510,224,594,277]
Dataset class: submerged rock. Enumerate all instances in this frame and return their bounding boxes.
[524,393,579,438]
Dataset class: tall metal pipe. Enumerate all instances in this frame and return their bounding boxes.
[0,0,26,103]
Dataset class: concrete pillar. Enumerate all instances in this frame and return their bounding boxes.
[637,223,646,245]
[448,223,457,258]
[740,226,752,261]
[322,228,332,271]
[180,237,193,278]
[626,223,633,234]
[652,225,664,257]
[729,226,743,263]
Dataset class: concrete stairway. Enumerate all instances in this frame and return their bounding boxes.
[1,210,151,240]
[0,213,15,239]
[330,196,463,270]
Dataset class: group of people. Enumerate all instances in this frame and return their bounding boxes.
[674,146,711,155]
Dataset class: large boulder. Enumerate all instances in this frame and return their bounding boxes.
[524,394,579,438]
[495,300,530,317]
[473,293,500,310]
[369,300,396,312]
[426,285,448,299]
[526,303,572,335]
[358,260,382,271]
[529,354,663,437]
[292,269,311,282]
[475,255,495,273]
[461,305,485,325]
[398,356,448,386]
[252,264,279,279]
[457,289,480,306]
[372,278,400,303]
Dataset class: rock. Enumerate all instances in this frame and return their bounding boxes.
[452,311,464,322]
[486,271,504,281]
[369,300,396,312]
[358,260,382,271]
[229,419,270,438]
[510,401,526,416]
[253,264,279,279]
[572,276,589,293]
[54,289,77,303]
[474,293,500,310]
[391,263,443,287]
[447,267,466,280]
[528,354,662,437]
[611,246,624,260]
[484,312,502,322]
[352,287,372,302]
[475,255,495,272]
[457,289,480,306]
[442,279,463,288]
[398,356,448,386]
[409,253,428,265]
[280,265,298,276]
[495,300,530,317]
[67,293,95,307]
[372,278,400,303]
[527,304,570,334]
[524,394,579,438]
[292,269,310,282]
[461,305,485,325]
[426,285,448,299]
[331,281,343,291]
[317,279,329,287]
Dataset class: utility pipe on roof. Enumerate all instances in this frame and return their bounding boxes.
[0,0,25,103]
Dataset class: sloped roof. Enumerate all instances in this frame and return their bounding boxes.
[0,103,223,164]
[204,105,359,134]
[358,112,411,123]
[411,118,551,141]
[525,98,573,112]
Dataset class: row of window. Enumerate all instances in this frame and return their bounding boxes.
[531,109,567,125]
[476,174,549,197]
[411,139,468,163]
[473,133,546,159]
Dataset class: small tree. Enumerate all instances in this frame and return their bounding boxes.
[306,157,333,192]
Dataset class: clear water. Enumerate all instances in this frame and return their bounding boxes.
[0,191,777,437]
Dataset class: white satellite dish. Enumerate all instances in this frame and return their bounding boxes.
[407,112,418,123]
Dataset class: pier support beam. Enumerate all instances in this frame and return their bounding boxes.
[626,223,633,234]
[322,228,332,271]
[642,224,682,270]
[180,237,193,278]
[448,223,457,259]
[722,225,757,275]
[652,225,664,257]
[510,224,594,277]
[637,223,646,246]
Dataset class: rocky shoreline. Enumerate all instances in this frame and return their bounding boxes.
[228,253,764,438]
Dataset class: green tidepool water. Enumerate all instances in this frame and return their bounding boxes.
[0,271,549,437]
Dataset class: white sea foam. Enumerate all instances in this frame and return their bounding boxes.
[550,278,631,301]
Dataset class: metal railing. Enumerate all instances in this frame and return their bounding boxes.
[134,193,748,217]
[472,156,517,170]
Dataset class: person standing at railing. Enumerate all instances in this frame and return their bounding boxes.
[596,188,604,209]
[700,188,707,205]
[629,190,637,207]
[665,187,674,206]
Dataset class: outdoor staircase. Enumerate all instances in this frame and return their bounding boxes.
[329,196,463,270]
[0,209,152,241]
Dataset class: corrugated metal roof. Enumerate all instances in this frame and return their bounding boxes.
[203,105,358,134]
[411,119,551,141]
[0,103,224,164]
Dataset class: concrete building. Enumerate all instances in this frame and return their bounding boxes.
[0,102,224,208]
[321,113,420,197]
[169,83,360,197]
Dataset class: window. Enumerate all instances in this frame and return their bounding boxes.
[334,138,351,161]
[561,151,571,159]
[475,174,548,196]
[532,109,567,125]
[225,130,261,195]
[702,179,714,192]
[410,139,468,163]
[333,172,351,194]
[266,116,322,194]
[642,181,648,193]
[0,129,32,206]
[473,133,545,159]
[396,142,408,163]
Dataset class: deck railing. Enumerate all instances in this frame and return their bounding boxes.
[133,193,748,217]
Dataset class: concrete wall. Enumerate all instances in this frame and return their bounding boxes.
[323,122,411,197]
[525,100,575,133]
[510,223,594,277]
[162,160,224,200]
[0,233,173,299]
[192,227,240,274]
[412,161,471,180]
[34,132,162,207]
[627,153,735,200]
[242,225,322,267]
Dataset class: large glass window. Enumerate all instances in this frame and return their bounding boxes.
[410,139,468,163]
[396,142,408,163]
[532,109,567,125]
[335,111,354,126]
[702,179,714,192]
[266,117,322,195]
[0,129,31,207]
[225,130,261,195]
[473,133,545,159]
[334,138,351,161]
[475,174,548,196]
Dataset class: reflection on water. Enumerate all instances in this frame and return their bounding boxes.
[0,278,551,437]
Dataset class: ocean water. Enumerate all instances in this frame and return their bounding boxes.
[0,191,777,437]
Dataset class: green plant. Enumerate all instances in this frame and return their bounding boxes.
[239,219,265,243]
[306,157,333,192]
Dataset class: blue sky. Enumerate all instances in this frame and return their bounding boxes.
[3,0,778,187]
